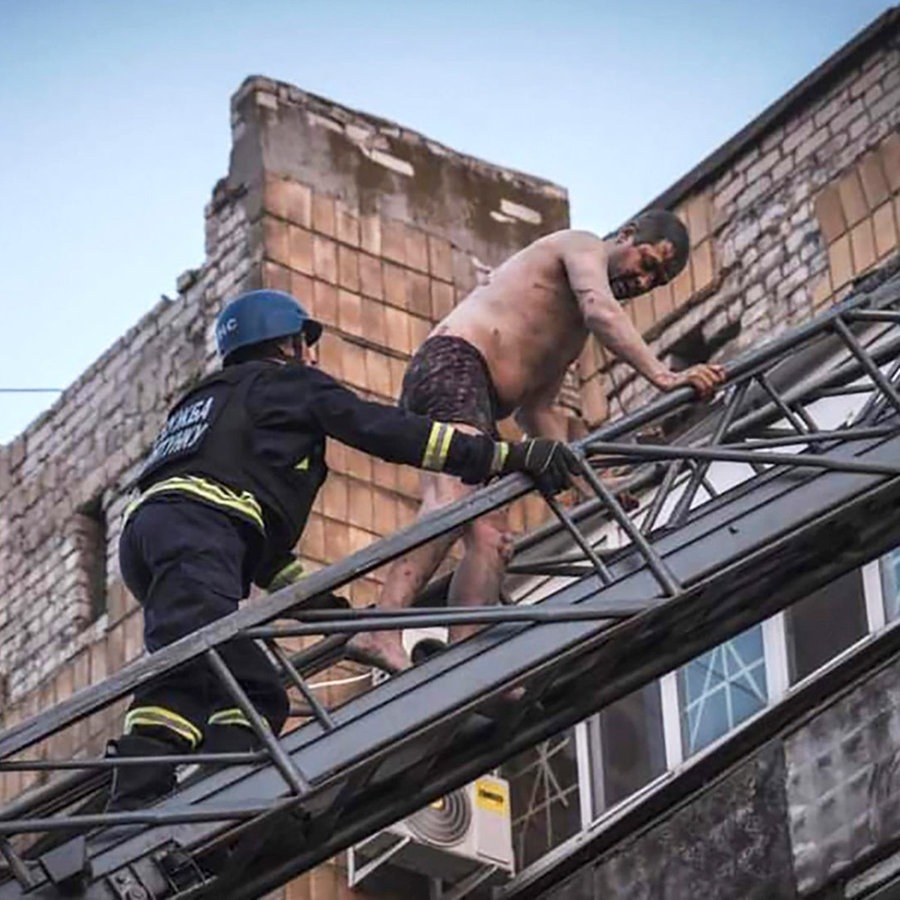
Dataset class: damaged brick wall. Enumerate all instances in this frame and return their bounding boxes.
[242,77,571,600]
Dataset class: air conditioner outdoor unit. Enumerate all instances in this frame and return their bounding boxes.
[349,775,515,886]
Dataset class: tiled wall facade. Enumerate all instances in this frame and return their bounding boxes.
[261,176,461,593]
[815,131,900,304]
[259,178,566,587]
[241,72,573,594]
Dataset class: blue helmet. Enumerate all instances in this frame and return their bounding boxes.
[215,290,323,362]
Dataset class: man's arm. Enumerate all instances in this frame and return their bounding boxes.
[561,233,723,399]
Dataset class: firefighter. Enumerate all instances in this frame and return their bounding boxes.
[107,289,578,810]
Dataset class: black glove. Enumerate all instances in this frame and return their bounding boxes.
[498,439,581,494]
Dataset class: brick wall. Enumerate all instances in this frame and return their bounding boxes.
[0,178,255,701]
[588,29,900,418]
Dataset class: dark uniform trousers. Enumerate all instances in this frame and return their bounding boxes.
[119,498,289,749]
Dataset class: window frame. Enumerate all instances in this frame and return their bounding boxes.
[577,552,895,828]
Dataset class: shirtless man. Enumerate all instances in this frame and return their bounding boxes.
[354,210,726,672]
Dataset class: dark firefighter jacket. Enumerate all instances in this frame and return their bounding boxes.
[131,359,498,588]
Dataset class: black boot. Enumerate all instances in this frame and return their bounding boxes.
[105,733,185,812]
[186,725,263,783]
[202,724,263,755]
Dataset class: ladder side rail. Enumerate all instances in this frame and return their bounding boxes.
[10,439,900,895]
[64,430,900,891]
[0,279,897,885]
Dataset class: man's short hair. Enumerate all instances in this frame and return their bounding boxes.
[630,209,690,281]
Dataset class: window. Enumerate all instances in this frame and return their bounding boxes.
[503,730,582,870]
[570,558,890,842]
[661,321,743,437]
[677,624,768,756]
[589,683,666,814]
[880,547,900,622]
[73,496,108,625]
[784,569,867,683]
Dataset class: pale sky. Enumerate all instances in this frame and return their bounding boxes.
[0,0,891,443]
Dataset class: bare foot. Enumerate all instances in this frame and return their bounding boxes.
[345,632,410,674]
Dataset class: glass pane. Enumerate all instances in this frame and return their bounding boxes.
[881,546,900,622]
[785,569,866,683]
[732,660,767,721]
[678,624,767,756]
[593,682,666,813]
[502,729,581,870]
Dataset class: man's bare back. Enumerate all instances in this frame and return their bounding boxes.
[433,231,594,416]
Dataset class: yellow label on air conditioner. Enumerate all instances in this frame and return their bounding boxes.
[475,778,508,814]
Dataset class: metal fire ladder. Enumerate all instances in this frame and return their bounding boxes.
[2,262,900,900]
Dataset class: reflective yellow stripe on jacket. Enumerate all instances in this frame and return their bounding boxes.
[126,475,265,531]
[491,441,509,475]
[265,558,305,592]
[421,423,455,471]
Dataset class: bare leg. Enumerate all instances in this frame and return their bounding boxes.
[447,508,513,644]
[447,508,523,704]
[349,470,471,672]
